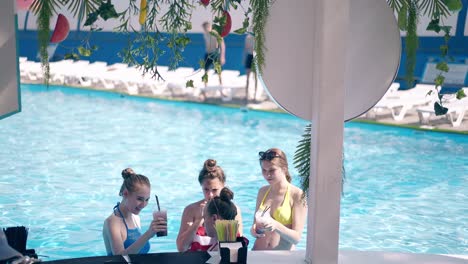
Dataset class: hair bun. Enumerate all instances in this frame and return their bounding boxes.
[204,159,217,172]
[219,187,234,202]
[121,168,135,179]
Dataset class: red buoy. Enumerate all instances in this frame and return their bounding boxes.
[50,14,70,43]
[220,11,231,37]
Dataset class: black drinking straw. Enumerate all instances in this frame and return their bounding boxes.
[155,195,161,211]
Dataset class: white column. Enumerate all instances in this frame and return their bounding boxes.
[305,0,350,263]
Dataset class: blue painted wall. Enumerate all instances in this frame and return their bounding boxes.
[17,0,468,87]
[18,30,248,74]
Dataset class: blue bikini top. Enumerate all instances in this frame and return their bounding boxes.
[111,202,150,255]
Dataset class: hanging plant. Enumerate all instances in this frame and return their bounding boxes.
[29,0,101,85]
[387,0,464,115]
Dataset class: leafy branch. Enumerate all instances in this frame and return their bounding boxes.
[388,0,463,115]
[294,124,345,199]
[250,0,273,74]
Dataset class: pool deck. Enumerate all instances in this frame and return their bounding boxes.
[21,78,468,134]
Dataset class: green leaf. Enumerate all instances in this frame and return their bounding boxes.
[440,26,452,35]
[440,45,448,56]
[398,4,407,30]
[456,88,466,99]
[99,1,119,21]
[77,46,92,56]
[202,72,208,83]
[436,62,449,72]
[214,61,222,74]
[84,11,99,26]
[443,0,462,11]
[434,101,448,116]
[185,79,194,88]
[426,18,441,33]
[435,75,445,86]
[234,28,247,34]
[199,59,205,70]
[91,45,99,51]
[64,53,80,60]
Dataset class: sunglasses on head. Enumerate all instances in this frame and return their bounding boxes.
[259,150,281,161]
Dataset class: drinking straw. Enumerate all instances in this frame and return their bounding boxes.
[215,220,238,242]
[261,206,270,217]
[155,195,161,211]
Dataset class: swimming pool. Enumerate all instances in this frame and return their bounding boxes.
[0,84,466,260]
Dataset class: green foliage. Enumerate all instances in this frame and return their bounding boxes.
[434,101,448,115]
[398,4,408,30]
[405,0,419,87]
[30,0,58,85]
[77,46,92,56]
[214,61,222,75]
[202,72,208,84]
[159,0,194,70]
[294,124,345,198]
[294,124,311,199]
[64,53,80,60]
[185,80,194,88]
[84,0,119,26]
[456,88,466,99]
[250,0,272,74]
[419,0,451,18]
[212,12,228,36]
[435,61,449,72]
[233,8,252,34]
[434,74,445,86]
[444,0,463,11]
[66,0,100,18]
[388,0,463,112]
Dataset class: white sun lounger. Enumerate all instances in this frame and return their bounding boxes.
[164,67,196,97]
[20,61,44,81]
[369,84,438,121]
[72,61,108,87]
[416,88,468,127]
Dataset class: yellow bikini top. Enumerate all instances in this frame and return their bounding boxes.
[259,184,292,226]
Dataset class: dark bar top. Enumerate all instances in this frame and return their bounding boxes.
[44,251,211,264]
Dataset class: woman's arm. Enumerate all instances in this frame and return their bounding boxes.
[266,189,307,245]
[220,38,226,65]
[235,204,243,236]
[250,187,266,238]
[176,202,205,252]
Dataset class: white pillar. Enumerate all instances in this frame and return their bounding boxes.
[0,0,21,120]
[305,0,350,263]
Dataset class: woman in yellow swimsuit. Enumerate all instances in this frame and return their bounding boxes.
[251,148,307,250]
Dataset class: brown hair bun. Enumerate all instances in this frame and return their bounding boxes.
[121,168,135,179]
[219,187,234,202]
[204,159,217,172]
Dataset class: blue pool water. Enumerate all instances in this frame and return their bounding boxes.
[0,84,467,260]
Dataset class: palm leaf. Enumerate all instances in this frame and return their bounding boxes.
[65,0,101,18]
[387,0,407,12]
[417,0,450,18]
[294,124,345,199]
[29,0,63,15]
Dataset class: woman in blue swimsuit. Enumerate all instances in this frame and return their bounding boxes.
[103,168,167,255]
